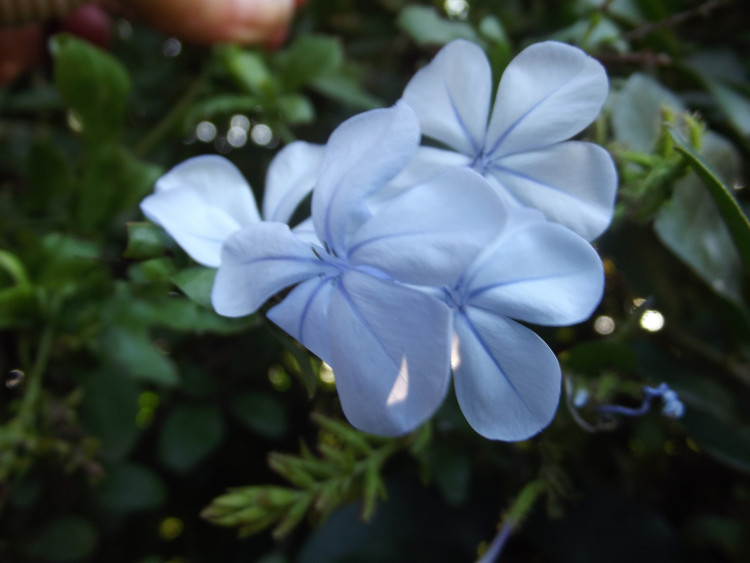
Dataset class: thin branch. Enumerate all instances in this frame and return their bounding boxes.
[622,0,732,41]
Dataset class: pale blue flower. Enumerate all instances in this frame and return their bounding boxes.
[443,208,604,440]
[400,40,617,241]
[140,141,325,267]
[211,102,508,436]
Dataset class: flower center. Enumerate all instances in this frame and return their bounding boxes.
[470,150,492,175]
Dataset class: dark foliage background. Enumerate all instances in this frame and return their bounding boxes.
[1,1,749,561]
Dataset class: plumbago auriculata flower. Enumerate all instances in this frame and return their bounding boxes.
[140,40,615,441]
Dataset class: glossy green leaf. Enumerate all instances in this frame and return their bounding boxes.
[667,127,750,269]
[158,404,225,473]
[278,94,315,125]
[221,47,274,97]
[277,35,343,92]
[98,325,179,386]
[51,34,130,143]
[172,266,216,309]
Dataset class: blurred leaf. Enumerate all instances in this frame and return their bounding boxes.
[667,127,750,269]
[37,233,101,293]
[221,46,274,97]
[705,80,750,138]
[277,35,344,92]
[655,132,744,304]
[172,266,216,309]
[158,404,225,473]
[124,222,172,260]
[96,462,167,512]
[98,325,179,386]
[79,369,140,461]
[611,73,684,152]
[681,409,750,474]
[0,285,38,329]
[397,6,480,46]
[278,94,315,125]
[230,391,290,440]
[51,34,130,143]
[309,73,383,110]
[29,516,98,562]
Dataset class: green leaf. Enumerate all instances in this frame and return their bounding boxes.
[51,34,130,142]
[124,222,173,260]
[158,404,225,473]
[309,73,383,110]
[78,369,140,461]
[221,46,274,97]
[278,94,315,125]
[230,392,289,440]
[655,132,744,304]
[667,127,750,269]
[277,35,344,92]
[429,442,471,505]
[172,266,216,308]
[611,73,684,152]
[397,6,480,47]
[98,325,179,386]
[96,462,167,512]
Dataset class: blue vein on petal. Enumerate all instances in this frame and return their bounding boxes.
[297,276,332,345]
[458,311,534,415]
[465,270,588,304]
[347,229,439,258]
[489,163,587,202]
[445,83,480,156]
[485,75,576,158]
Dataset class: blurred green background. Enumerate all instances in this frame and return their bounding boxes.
[1,0,749,561]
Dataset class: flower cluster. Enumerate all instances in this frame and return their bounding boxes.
[141,40,616,440]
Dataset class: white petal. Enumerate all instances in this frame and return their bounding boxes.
[141,156,260,267]
[312,101,420,253]
[267,276,335,364]
[402,39,491,156]
[291,217,321,244]
[211,222,325,317]
[453,308,561,441]
[486,41,608,157]
[262,141,325,223]
[329,270,452,436]
[462,214,604,326]
[382,145,473,198]
[349,168,506,286]
[488,141,617,240]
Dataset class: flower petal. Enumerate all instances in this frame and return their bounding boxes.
[402,39,492,156]
[488,141,617,240]
[329,270,452,436]
[462,212,604,326]
[141,155,260,267]
[348,168,506,286]
[211,222,325,317]
[291,217,320,244]
[382,145,473,199]
[453,307,561,441]
[267,276,335,364]
[262,141,325,223]
[312,101,420,253]
[486,41,608,157]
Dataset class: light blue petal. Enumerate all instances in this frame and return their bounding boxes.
[312,101,420,254]
[211,222,326,317]
[141,155,260,267]
[267,276,335,364]
[488,141,617,240]
[348,168,506,286]
[329,270,452,436]
[462,213,604,326]
[402,39,492,156]
[486,41,608,157]
[453,307,561,441]
[262,141,325,223]
[291,217,321,244]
